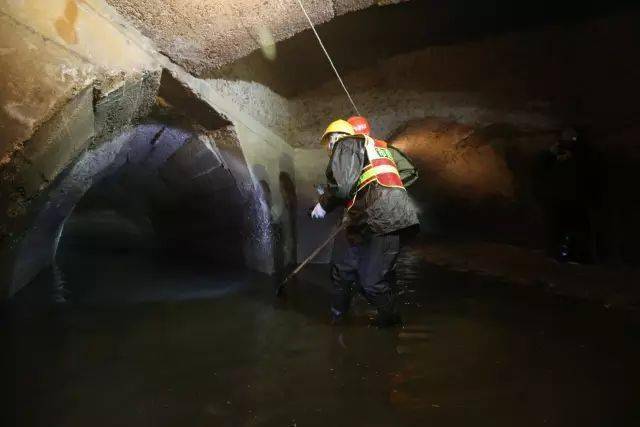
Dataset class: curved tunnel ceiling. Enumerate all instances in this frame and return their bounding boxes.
[107,0,637,97]
[105,0,407,75]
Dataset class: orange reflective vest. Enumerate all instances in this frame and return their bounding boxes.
[346,136,405,210]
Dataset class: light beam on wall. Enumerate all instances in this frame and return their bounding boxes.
[255,24,277,61]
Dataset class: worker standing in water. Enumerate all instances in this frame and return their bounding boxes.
[310,117,419,327]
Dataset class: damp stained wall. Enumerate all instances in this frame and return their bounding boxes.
[0,0,159,160]
[103,0,400,75]
[2,0,640,299]
[0,0,299,298]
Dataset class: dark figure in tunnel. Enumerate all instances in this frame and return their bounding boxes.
[534,127,601,263]
[310,118,419,327]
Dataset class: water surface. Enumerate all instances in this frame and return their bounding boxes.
[3,246,640,426]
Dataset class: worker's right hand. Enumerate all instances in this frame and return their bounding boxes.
[310,203,326,219]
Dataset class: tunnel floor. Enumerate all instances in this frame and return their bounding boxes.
[3,246,640,427]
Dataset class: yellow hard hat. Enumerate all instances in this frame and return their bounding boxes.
[321,119,355,142]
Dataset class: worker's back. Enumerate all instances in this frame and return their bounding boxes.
[328,135,420,235]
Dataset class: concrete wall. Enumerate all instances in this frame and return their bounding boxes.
[288,11,639,146]
[104,0,393,75]
[234,122,296,273]
[3,0,639,298]
[293,113,640,267]
[194,7,640,268]
[161,67,298,273]
[286,11,640,265]
[0,0,299,298]
[0,0,159,160]
[208,79,291,139]
[389,118,551,245]
[0,0,166,298]
[294,148,341,264]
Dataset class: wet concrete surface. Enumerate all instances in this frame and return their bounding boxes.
[3,245,640,426]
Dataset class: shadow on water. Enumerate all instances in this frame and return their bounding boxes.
[3,244,640,426]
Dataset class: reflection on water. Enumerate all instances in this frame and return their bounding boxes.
[3,245,640,426]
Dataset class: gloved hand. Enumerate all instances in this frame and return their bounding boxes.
[310,202,326,219]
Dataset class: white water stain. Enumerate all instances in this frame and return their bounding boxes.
[254,24,277,61]
[0,47,17,55]
[3,102,36,127]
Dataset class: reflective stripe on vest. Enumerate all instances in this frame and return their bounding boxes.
[346,136,405,210]
[359,136,404,190]
[357,164,401,189]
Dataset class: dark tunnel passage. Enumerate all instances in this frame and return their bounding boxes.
[54,122,250,304]
[3,1,640,426]
[1,120,257,311]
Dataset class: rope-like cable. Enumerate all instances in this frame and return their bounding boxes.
[293,0,361,116]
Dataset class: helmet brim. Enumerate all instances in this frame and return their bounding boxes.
[321,131,347,146]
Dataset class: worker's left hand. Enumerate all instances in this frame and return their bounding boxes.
[310,203,326,219]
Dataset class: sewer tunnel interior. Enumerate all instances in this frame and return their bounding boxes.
[56,122,250,303]
[2,0,640,426]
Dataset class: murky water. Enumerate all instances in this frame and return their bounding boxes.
[3,246,640,426]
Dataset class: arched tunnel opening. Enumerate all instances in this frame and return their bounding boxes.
[55,120,251,304]
[2,0,640,425]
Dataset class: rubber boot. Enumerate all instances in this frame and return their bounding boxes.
[370,292,402,328]
[330,265,354,324]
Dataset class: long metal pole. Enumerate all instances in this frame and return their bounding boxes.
[276,222,346,296]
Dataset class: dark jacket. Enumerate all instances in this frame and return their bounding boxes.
[319,135,420,235]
